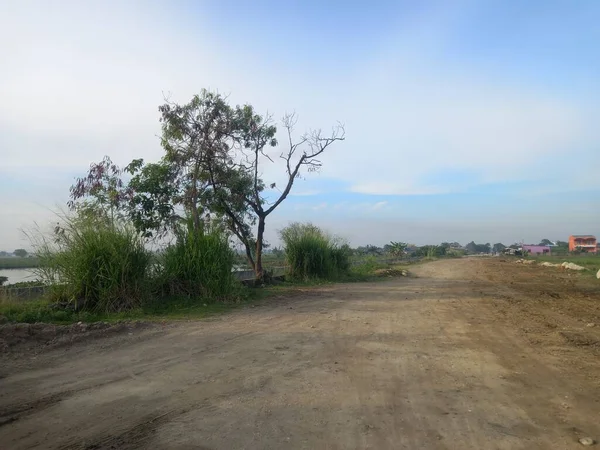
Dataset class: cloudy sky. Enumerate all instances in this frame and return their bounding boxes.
[1,0,599,250]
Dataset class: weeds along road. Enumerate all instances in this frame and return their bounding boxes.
[1,258,599,449]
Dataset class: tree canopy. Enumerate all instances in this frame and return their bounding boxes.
[68,89,345,281]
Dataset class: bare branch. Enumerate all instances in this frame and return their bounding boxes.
[264,120,345,216]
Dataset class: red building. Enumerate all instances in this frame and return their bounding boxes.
[568,235,597,253]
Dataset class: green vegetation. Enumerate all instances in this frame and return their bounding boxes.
[348,255,385,278]
[531,254,600,272]
[280,223,350,281]
[0,257,40,269]
[0,293,258,325]
[35,215,152,312]
[69,90,344,282]
[157,224,238,300]
[2,280,44,288]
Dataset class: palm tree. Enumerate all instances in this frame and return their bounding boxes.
[389,241,407,258]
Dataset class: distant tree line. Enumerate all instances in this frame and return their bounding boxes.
[0,249,29,257]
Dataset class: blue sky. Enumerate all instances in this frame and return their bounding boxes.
[1,0,599,249]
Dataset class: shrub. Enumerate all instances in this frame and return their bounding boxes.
[156,223,237,301]
[350,255,382,276]
[34,214,151,312]
[415,245,447,258]
[280,223,350,280]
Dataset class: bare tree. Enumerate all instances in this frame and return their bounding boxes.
[229,111,345,280]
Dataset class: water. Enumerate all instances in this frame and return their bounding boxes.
[0,268,37,285]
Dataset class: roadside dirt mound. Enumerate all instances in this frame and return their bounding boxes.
[0,321,154,355]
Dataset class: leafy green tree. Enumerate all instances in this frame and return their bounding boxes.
[415,245,446,257]
[389,241,407,257]
[125,159,181,238]
[492,243,506,253]
[68,156,132,222]
[465,241,492,254]
[13,249,28,257]
[538,238,553,246]
[156,91,344,280]
[68,90,344,282]
[356,245,383,256]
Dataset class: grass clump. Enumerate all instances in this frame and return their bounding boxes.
[34,214,152,312]
[155,223,238,301]
[280,222,350,281]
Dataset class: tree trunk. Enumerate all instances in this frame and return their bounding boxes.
[243,241,256,274]
[254,216,266,281]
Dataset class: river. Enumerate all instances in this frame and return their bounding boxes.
[0,268,38,285]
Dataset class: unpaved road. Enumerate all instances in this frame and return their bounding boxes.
[1,258,599,449]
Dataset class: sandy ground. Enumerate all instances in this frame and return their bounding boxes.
[1,258,599,449]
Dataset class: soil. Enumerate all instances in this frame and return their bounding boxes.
[1,258,599,449]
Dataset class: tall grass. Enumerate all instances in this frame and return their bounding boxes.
[34,214,151,312]
[280,223,350,281]
[156,223,237,301]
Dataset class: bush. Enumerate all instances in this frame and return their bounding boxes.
[34,214,151,312]
[415,245,447,258]
[350,255,383,276]
[156,223,237,301]
[280,223,350,280]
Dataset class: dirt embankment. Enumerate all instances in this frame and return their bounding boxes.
[1,258,599,449]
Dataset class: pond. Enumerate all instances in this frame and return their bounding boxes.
[0,268,38,285]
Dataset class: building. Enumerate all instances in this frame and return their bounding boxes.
[522,245,551,255]
[569,235,597,253]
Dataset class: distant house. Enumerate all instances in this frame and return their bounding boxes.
[522,245,551,255]
[569,235,597,254]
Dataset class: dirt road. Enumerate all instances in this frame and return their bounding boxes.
[1,258,599,449]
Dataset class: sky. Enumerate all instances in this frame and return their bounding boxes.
[1,0,599,250]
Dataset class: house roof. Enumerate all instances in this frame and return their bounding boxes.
[571,235,596,238]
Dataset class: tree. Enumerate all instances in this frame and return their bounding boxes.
[125,159,181,238]
[415,245,446,257]
[465,241,492,254]
[538,238,553,246]
[492,243,506,253]
[156,91,345,281]
[465,241,478,253]
[271,246,284,258]
[389,241,407,258]
[13,249,28,257]
[356,245,383,256]
[68,156,132,222]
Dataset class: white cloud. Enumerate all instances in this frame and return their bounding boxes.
[289,190,322,197]
[0,1,598,248]
[372,201,388,210]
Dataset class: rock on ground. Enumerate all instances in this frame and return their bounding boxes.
[561,262,586,271]
[541,262,560,268]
